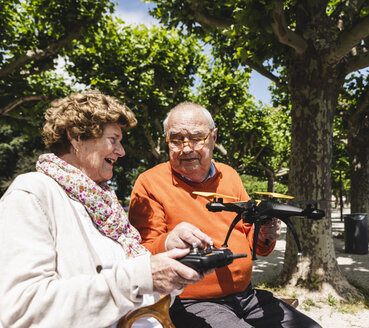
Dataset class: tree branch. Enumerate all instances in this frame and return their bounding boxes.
[270,0,308,55]
[215,143,227,155]
[276,167,289,177]
[346,51,369,73]
[193,10,233,29]
[257,162,274,176]
[187,0,233,29]
[0,26,84,79]
[0,95,48,116]
[350,84,369,128]
[242,58,286,87]
[333,0,368,29]
[326,14,369,65]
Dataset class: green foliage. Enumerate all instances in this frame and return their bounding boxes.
[0,0,114,62]
[241,174,288,197]
[67,18,205,199]
[301,298,319,311]
[148,0,295,72]
[327,293,338,307]
[0,0,114,193]
[0,123,45,196]
[1,0,114,118]
[309,274,320,289]
[335,73,369,209]
[196,56,290,189]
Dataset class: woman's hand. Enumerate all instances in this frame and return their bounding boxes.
[150,248,204,294]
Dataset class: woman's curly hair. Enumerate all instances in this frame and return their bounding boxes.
[43,90,137,154]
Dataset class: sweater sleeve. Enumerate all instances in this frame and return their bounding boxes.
[0,188,154,328]
[234,173,276,256]
[242,223,276,256]
[129,174,168,254]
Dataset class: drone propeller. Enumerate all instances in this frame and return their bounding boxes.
[192,191,239,200]
[254,192,294,199]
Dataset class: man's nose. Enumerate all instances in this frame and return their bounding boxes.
[182,140,193,153]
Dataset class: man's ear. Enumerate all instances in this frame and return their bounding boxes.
[212,128,218,143]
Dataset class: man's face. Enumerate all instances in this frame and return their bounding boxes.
[166,108,217,182]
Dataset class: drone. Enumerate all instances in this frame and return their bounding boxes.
[192,191,325,260]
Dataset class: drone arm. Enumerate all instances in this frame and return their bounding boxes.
[248,217,277,260]
[252,221,261,260]
[221,213,243,248]
[279,216,302,255]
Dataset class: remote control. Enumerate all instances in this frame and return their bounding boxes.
[178,243,247,273]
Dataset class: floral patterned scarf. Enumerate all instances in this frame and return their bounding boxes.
[36,153,147,257]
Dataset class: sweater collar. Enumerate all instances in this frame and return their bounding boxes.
[170,161,217,185]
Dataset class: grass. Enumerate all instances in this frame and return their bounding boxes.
[253,282,298,300]
[301,298,321,311]
[254,279,369,314]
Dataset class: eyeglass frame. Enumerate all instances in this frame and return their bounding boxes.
[166,130,213,151]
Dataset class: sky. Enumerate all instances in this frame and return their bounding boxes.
[114,0,272,105]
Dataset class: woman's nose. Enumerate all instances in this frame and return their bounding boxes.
[116,142,126,157]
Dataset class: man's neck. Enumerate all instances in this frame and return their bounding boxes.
[172,162,215,183]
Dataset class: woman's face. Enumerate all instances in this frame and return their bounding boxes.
[75,123,125,183]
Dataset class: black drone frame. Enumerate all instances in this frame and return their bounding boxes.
[206,198,325,260]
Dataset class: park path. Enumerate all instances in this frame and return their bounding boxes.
[251,208,369,328]
[251,208,369,288]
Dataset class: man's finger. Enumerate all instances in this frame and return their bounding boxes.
[192,228,213,246]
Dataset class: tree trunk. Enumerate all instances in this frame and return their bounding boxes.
[267,174,275,192]
[280,54,358,298]
[348,116,369,215]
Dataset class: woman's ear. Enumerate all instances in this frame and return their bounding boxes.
[66,128,80,152]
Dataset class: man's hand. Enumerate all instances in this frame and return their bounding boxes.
[166,222,213,251]
[150,248,204,294]
[258,218,281,244]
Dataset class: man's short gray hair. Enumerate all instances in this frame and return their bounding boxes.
[163,102,216,134]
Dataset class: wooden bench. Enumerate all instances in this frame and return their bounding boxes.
[118,295,174,328]
[281,297,299,308]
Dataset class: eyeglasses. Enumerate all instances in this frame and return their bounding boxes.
[167,130,212,152]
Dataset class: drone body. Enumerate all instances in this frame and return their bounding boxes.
[192,191,325,260]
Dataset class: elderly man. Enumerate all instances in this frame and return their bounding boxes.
[129,102,321,328]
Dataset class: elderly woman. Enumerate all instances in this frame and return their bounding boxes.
[0,91,206,328]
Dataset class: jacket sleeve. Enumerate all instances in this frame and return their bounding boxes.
[128,174,168,254]
[0,188,155,328]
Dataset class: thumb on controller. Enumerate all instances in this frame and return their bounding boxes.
[165,247,191,259]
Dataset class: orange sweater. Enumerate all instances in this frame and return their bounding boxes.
[129,161,275,299]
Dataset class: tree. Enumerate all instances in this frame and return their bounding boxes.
[338,74,369,215]
[196,59,290,191]
[0,0,115,194]
[66,18,205,199]
[147,0,369,298]
[0,0,114,113]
